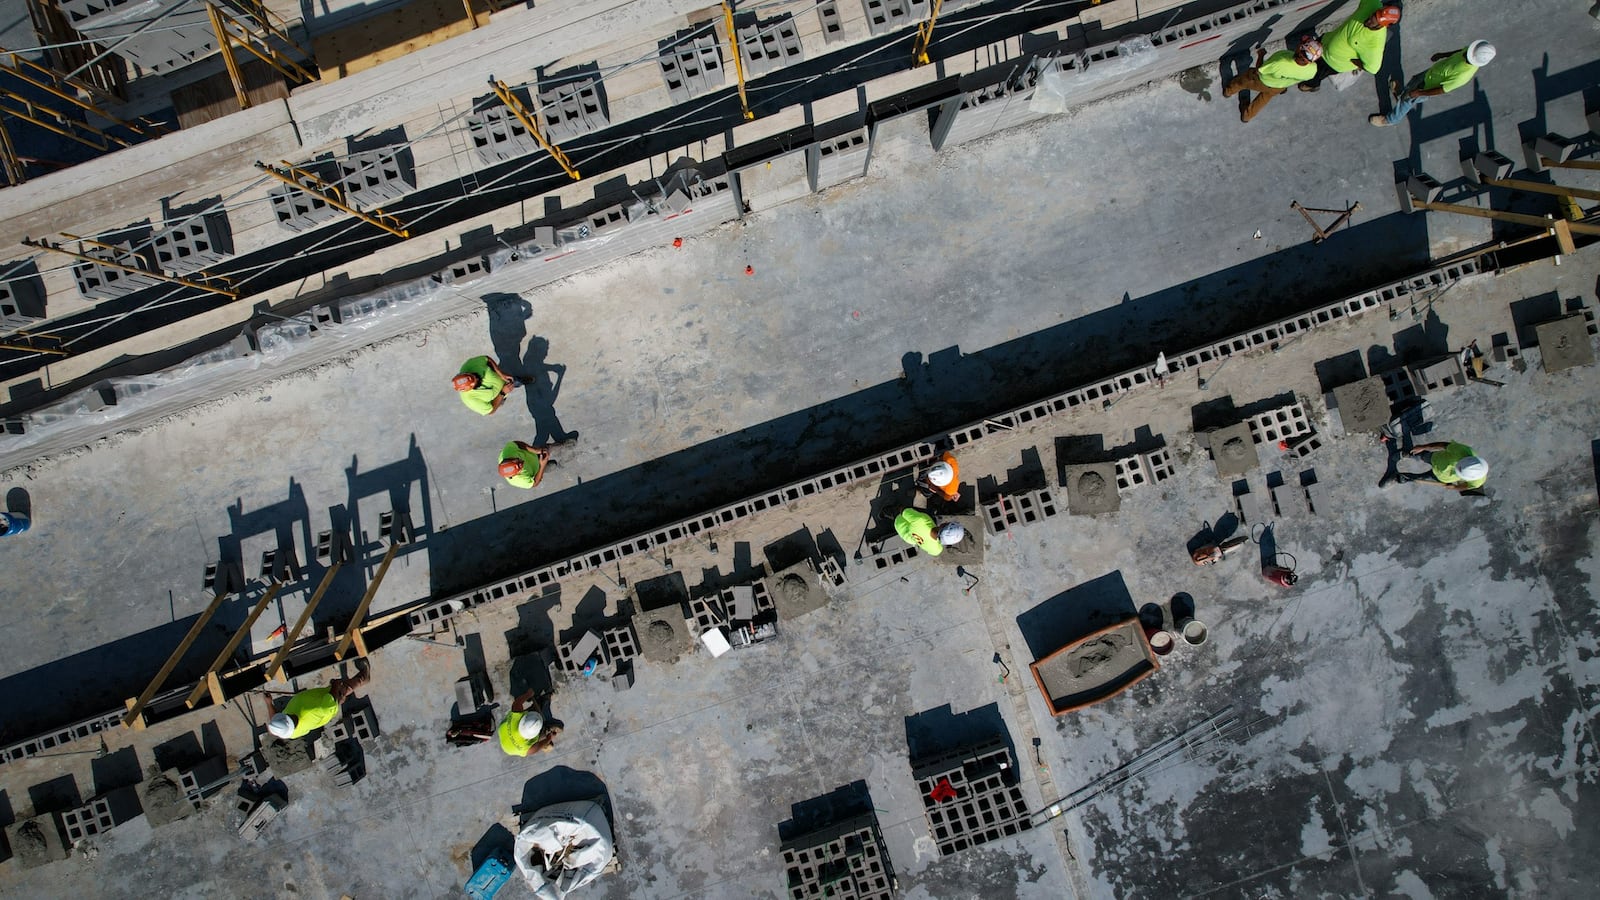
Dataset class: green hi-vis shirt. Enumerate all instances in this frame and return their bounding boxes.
[1322,0,1388,73]
[498,712,534,756]
[1431,442,1487,489]
[499,442,543,488]
[458,356,507,415]
[1423,51,1479,93]
[1257,51,1318,89]
[284,688,339,738]
[894,508,944,557]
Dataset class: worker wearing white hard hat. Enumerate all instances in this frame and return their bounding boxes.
[917,452,962,503]
[937,522,967,546]
[1372,40,1495,127]
[498,689,563,756]
[264,663,371,741]
[1382,440,1489,492]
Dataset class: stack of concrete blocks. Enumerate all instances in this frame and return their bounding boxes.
[71,238,163,301]
[1245,400,1313,448]
[537,69,609,142]
[557,623,640,675]
[658,28,725,102]
[737,12,805,76]
[816,0,848,43]
[58,793,118,843]
[151,211,232,275]
[539,169,739,284]
[1110,446,1174,492]
[0,265,46,329]
[930,56,1059,152]
[337,149,416,209]
[815,555,847,589]
[177,755,229,803]
[1378,366,1420,407]
[467,102,541,165]
[862,0,930,36]
[324,705,380,745]
[58,0,245,74]
[1522,133,1577,174]
[780,812,897,900]
[269,161,343,232]
[981,487,1059,535]
[912,739,1032,856]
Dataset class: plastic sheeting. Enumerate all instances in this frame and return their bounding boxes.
[513,798,615,899]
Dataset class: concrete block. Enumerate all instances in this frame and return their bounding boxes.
[729,585,757,621]
[58,795,116,842]
[766,560,829,620]
[1143,447,1175,483]
[862,0,931,36]
[1535,315,1595,372]
[269,162,343,232]
[817,0,847,43]
[537,68,608,142]
[1379,367,1418,406]
[570,629,605,668]
[737,12,804,77]
[1304,481,1329,515]
[337,148,415,208]
[0,264,47,328]
[1523,133,1575,173]
[816,555,848,588]
[4,815,68,867]
[1271,481,1308,519]
[1209,422,1258,477]
[1247,401,1313,446]
[151,212,232,275]
[633,605,691,664]
[1063,462,1121,515]
[179,756,228,801]
[1461,150,1513,184]
[71,241,162,300]
[611,661,635,691]
[780,810,894,900]
[1235,487,1265,526]
[238,795,286,841]
[1110,454,1149,491]
[1329,376,1389,435]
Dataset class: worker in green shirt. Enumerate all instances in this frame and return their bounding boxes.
[452,355,525,415]
[498,440,555,489]
[265,664,371,740]
[498,689,562,756]
[1222,35,1322,123]
[893,508,966,557]
[1382,440,1489,492]
[1371,40,1494,127]
[1300,3,1400,93]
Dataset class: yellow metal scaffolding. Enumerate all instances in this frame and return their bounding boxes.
[256,160,413,238]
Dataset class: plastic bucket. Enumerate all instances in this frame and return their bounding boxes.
[1146,629,1175,656]
[1177,617,1208,646]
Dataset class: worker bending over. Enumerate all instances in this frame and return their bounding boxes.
[266,664,371,740]
[894,508,966,557]
[917,453,962,504]
[1223,35,1322,123]
[499,689,562,756]
[499,441,556,489]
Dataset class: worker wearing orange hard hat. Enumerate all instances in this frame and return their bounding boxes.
[1300,3,1400,93]
[1223,35,1322,123]
[498,441,555,489]
[917,453,962,504]
[453,355,525,415]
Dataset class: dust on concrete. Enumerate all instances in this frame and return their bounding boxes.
[1177,66,1214,101]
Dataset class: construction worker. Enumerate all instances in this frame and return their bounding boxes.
[893,508,966,557]
[498,440,554,489]
[916,453,961,504]
[453,355,524,415]
[265,665,370,740]
[499,689,562,757]
[1300,3,1400,93]
[1222,35,1322,123]
[1382,440,1489,492]
[1371,40,1494,127]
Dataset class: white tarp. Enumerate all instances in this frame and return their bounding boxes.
[513,799,615,899]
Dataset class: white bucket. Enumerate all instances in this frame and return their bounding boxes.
[1178,618,1208,646]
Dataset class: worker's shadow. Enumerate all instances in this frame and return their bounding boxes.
[517,335,578,445]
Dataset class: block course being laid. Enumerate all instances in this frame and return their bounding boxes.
[912,739,1033,857]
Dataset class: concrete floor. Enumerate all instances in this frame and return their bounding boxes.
[1,0,1598,896]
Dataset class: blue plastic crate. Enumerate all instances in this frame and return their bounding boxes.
[464,851,513,899]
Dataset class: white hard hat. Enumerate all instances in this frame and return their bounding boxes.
[938,522,966,546]
[1466,40,1495,66]
[1456,456,1488,481]
[518,712,545,740]
[267,714,295,739]
[926,462,954,487]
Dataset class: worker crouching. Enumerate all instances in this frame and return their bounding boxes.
[894,508,966,557]
[499,689,563,757]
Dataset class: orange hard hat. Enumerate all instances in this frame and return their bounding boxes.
[1372,5,1400,26]
[452,372,480,392]
[498,458,523,478]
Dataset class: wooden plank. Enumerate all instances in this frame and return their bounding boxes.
[264,562,342,682]
[313,0,491,81]
[184,581,283,708]
[123,590,231,728]
[171,59,290,129]
[334,542,399,659]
